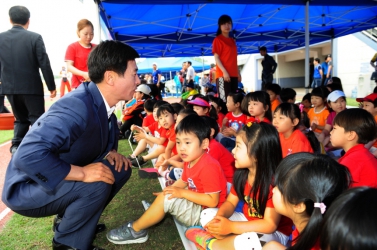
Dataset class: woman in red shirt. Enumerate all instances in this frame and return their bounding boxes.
[212,15,240,102]
[65,19,96,89]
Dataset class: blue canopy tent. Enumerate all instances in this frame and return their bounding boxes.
[136,57,210,74]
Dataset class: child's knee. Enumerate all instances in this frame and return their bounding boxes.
[200,208,218,227]
[234,232,263,250]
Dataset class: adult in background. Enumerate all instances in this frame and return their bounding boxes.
[0,62,10,113]
[324,54,333,86]
[259,46,277,90]
[213,15,240,102]
[312,58,323,88]
[209,63,216,84]
[0,6,56,154]
[370,52,377,84]
[152,62,162,92]
[2,40,136,250]
[65,19,96,89]
[186,61,196,86]
[181,61,188,93]
[174,71,182,97]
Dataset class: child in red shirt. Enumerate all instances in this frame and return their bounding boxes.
[330,108,377,188]
[208,95,228,129]
[141,99,157,128]
[242,91,272,124]
[106,115,227,245]
[273,103,313,157]
[262,153,350,250]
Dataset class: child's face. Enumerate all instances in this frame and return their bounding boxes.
[248,100,265,118]
[232,135,253,169]
[273,110,297,135]
[302,99,311,109]
[226,96,237,112]
[311,96,324,108]
[135,91,143,101]
[287,97,296,104]
[152,108,158,121]
[330,124,348,148]
[158,111,175,129]
[272,187,293,218]
[193,105,207,116]
[176,131,208,166]
[362,101,377,116]
[266,90,277,102]
[329,98,346,114]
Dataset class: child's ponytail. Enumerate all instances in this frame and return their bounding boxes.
[274,153,351,250]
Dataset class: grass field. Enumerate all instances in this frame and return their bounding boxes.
[0,130,13,144]
[0,139,183,250]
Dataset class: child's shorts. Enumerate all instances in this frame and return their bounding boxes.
[163,194,202,227]
[200,208,290,247]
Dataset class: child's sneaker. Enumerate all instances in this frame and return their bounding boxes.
[165,179,175,187]
[131,155,148,167]
[141,200,151,210]
[138,168,159,179]
[185,226,214,250]
[106,221,148,244]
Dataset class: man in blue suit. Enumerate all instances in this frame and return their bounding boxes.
[2,40,138,250]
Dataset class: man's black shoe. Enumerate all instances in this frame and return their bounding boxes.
[52,239,104,250]
[10,145,18,154]
[52,215,106,234]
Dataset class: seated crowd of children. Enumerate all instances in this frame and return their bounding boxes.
[107,82,377,250]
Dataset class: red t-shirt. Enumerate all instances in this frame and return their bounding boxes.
[217,112,225,128]
[181,153,227,208]
[165,125,177,155]
[271,99,281,113]
[65,42,96,88]
[147,121,168,146]
[225,112,248,132]
[291,228,320,250]
[246,116,271,124]
[142,113,155,128]
[212,35,238,78]
[230,183,293,236]
[338,144,377,188]
[279,129,313,158]
[209,139,235,183]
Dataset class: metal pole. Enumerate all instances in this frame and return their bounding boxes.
[305,1,310,92]
[275,54,279,84]
[96,0,101,43]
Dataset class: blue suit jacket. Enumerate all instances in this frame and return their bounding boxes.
[2,82,119,210]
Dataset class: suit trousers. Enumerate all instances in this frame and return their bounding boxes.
[15,161,132,249]
[6,94,45,147]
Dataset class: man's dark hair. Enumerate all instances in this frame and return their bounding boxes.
[314,58,320,63]
[144,99,157,113]
[259,46,267,52]
[88,40,140,83]
[9,6,30,25]
[187,61,192,66]
[175,115,210,144]
[280,88,297,103]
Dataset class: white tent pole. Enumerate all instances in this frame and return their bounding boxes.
[305,1,310,92]
[275,54,279,84]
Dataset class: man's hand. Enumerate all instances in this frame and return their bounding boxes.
[105,150,131,172]
[50,90,56,98]
[81,162,115,184]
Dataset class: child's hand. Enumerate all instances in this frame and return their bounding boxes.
[133,132,146,141]
[311,123,318,131]
[163,186,183,199]
[205,215,232,236]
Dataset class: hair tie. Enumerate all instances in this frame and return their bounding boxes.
[299,103,304,113]
[314,202,326,214]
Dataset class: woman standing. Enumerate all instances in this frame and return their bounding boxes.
[65,19,95,89]
[212,15,240,102]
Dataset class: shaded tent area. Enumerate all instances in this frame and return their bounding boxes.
[97,1,377,57]
[137,57,210,74]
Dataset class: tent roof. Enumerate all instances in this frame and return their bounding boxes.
[98,1,377,57]
[136,57,210,74]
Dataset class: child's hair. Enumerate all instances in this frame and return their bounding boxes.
[241,91,272,121]
[311,87,330,101]
[153,100,169,110]
[333,108,377,144]
[171,102,184,115]
[175,114,210,144]
[320,187,377,250]
[327,82,343,92]
[227,92,244,108]
[314,58,320,63]
[374,86,377,94]
[234,122,282,217]
[178,108,197,117]
[208,95,228,115]
[144,99,157,113]
[265,83,281,95]
[201,116,219,138]
[280,88,296,103]
[191,96,218,121]
[302,93,311,103]
[274,103,300,130]
[156,104,176,118]
[275,153,351,250]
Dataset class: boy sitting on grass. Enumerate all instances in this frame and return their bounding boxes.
[106,115,228,245]
[330,108,377,188]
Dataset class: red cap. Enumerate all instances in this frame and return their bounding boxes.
[356,93,377,103]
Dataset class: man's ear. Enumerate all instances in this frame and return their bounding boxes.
[103,71,115,86]
[293,202,306,214]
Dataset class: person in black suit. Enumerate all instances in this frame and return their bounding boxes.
[0,6,56,154]
[2,40,137,250]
